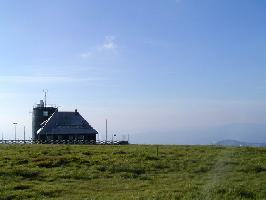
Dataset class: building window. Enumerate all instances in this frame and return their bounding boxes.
[43,111,49,117]
[78,135,84,140]
[47,135,53,140]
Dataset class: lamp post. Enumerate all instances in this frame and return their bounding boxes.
[105,119,108,142]
[113,134,117,144]
[23,126,26,143]
[112,134,117,144]
[13,122,18,141]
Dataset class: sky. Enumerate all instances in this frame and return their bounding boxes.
[0,0,266,144]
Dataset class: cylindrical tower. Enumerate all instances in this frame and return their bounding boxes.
[32,100,57,140]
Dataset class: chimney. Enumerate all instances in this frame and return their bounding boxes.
[75,109,78,115]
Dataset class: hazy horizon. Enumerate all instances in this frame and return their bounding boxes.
[0,0,266,144]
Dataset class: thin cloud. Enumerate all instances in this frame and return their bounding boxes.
[80,35,118,59]
[100,36,117,50]
[80,51,92,58]
[0,92,17,98]
[80,52,92,59]
[144,39,172,48]
[0,75,102,84]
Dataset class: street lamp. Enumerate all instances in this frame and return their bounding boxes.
[113,134,116,142]
[23,126,26,142]
[112,134,117,144]
[13,122,18,141]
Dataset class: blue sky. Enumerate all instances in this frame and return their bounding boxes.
[0,0,266,144]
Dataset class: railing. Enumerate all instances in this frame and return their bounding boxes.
[0,140,129,145]
[0,140,33,144]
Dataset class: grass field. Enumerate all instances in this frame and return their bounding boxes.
[0,144,265,199]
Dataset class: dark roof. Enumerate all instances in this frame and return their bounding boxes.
[37,111,98,135]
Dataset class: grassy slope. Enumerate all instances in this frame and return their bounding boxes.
[0,145,265,200]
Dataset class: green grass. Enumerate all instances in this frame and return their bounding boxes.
[0,144,265,199]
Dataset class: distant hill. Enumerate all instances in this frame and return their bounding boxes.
[132,123,266,145]
[216,139,266,147]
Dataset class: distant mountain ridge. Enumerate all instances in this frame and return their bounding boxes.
[132,123,266,145]
[216,139,266,147]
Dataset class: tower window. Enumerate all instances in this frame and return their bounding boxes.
[43,111,48,117]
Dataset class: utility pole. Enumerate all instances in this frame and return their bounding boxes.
[105,119,108,141]
[13,122,18,141]
[23,126,26,142]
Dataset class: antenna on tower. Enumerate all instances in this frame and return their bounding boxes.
[43,89,48,107]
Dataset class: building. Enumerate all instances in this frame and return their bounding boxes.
[32,100,98,141]
[32,100,57,140]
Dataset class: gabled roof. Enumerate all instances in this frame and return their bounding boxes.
[37,110,98,135]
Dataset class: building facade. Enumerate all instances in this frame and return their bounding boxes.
[32,100,98,141]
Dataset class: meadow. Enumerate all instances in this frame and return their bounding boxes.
[0,144,265,199]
